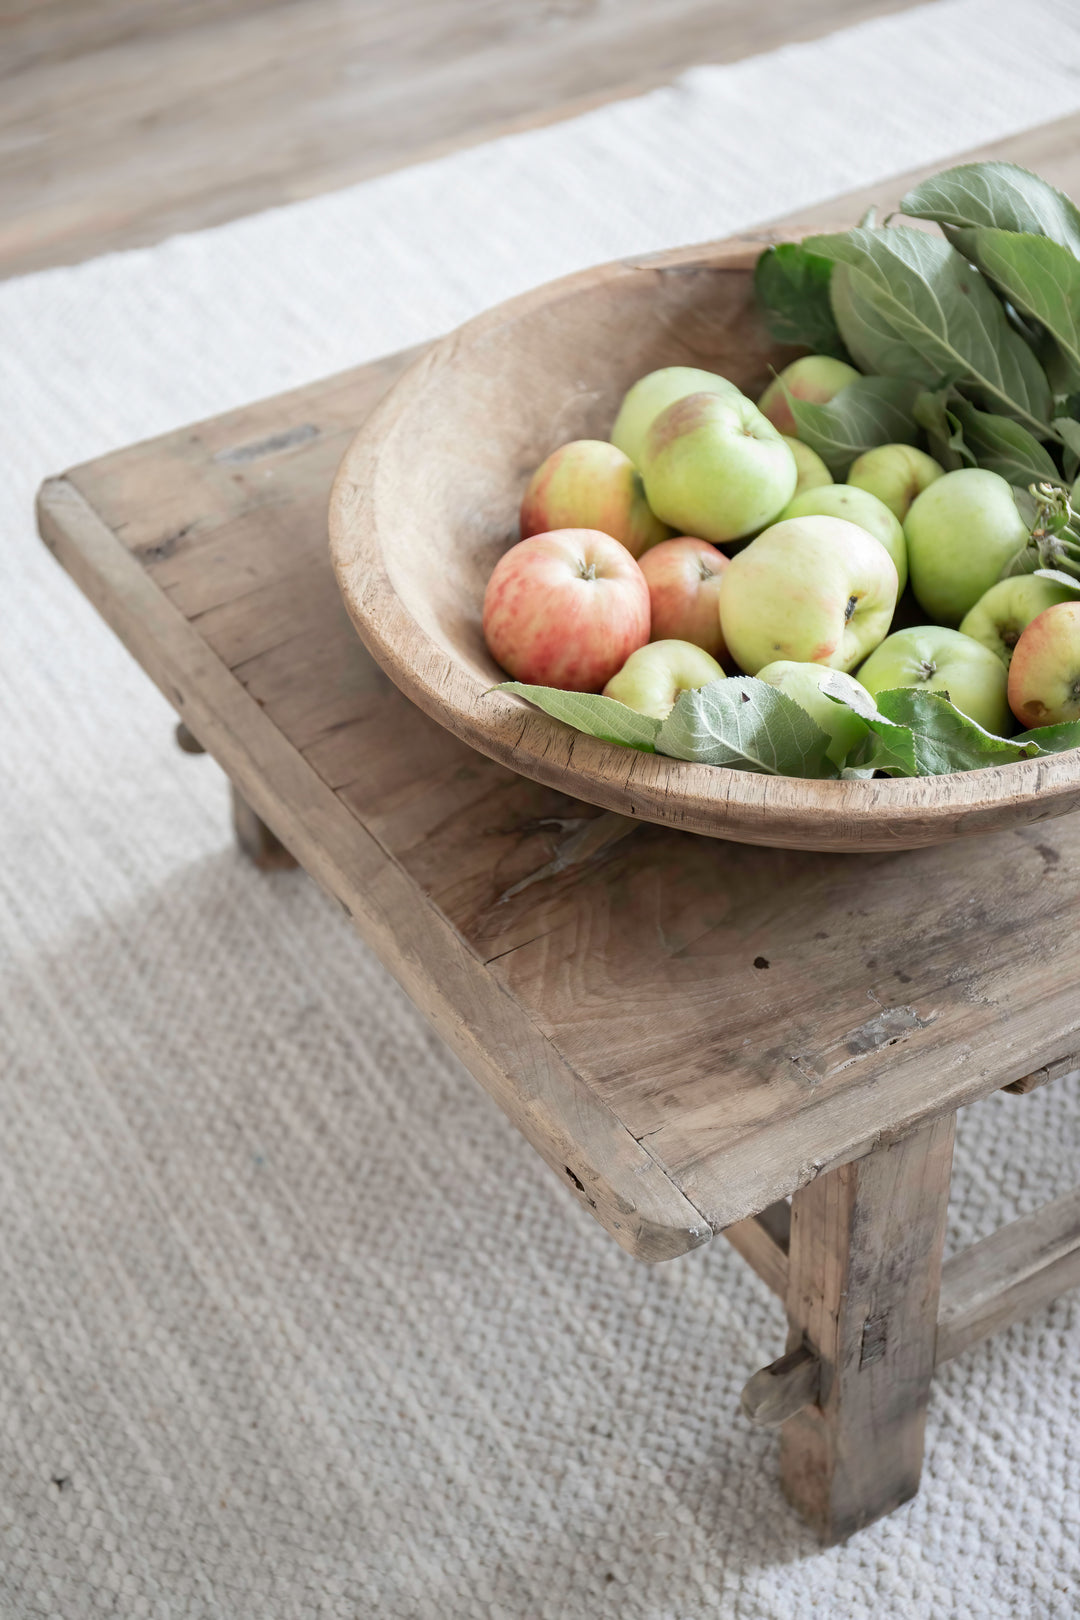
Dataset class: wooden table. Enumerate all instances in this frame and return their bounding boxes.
[37,129,1080,1543]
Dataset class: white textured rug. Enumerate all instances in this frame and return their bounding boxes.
[3,2,1080,1614]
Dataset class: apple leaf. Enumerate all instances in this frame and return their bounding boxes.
[1034,568,1080,594]
[872,688,1043,774]
[1053,416,1080,483]
[1013,720,1080,754]
[655,677,837,777]
[805,226,1055,438]
[494,683,660,751]
[967,229,1080,396]
[900,161,1080,261]
[947,397,1061,488]
[786,375,922,477]
[753,243,851,361]
[913,387,973,472]
[819,676,918,774]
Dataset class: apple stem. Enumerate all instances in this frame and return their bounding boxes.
[578,561,598,581]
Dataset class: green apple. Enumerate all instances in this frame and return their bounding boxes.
[779,483,907,592]
[857,624,1012,734]
[904,468,1030,625]
[603,639,723,719]
[783,436,833,496]
[640,392,797,544]
[959,575,1078,667]
[610,367,741,468]
[757,356,861,439]
[756,660,872,766]
[718,515,898,674]
[1008,601,1080,727]
[847,444,945,521]
[519,439,672,558]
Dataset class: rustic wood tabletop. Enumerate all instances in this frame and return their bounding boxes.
[36,118,1080,1541]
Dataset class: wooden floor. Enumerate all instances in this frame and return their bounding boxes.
[4,0,930,279]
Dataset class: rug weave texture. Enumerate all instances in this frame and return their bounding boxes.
[2,2,1080,1614]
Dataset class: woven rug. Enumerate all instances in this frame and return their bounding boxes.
[3,1,1080,1614]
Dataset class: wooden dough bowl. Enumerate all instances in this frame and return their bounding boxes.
[330,235,1080,853]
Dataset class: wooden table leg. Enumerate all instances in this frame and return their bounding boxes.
[230,784,298,871]
[779,1115,956,1542]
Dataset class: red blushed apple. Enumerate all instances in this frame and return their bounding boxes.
[638,537,729,660]
[520,439,670,558]
[483,528,650,691]
[1007,601,1080,727]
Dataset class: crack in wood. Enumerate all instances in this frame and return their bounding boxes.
[214,423,319,464]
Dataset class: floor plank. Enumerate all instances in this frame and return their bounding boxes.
[4,0,928,278]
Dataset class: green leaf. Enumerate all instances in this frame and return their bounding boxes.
[818,674,918,774]
[806,226,1054,437]
[913,387,973,471]
[850,722,919,776]
[873,688,1041,774]
[947,397,1060,487]
[494,683,660,750]
[900,161,1080,260]
[1013,720,1080,754]
[1052,415,1080,475]
[655,677,837,777]
[969,229,1080,395]
[1034,567,1080,593]
[753,243,850,360]
[787,375,921,477]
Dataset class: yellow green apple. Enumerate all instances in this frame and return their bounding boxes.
[756,660,872,766]
[847,444,945,521]
[638,537,729,659]
[779,483,907,591]
[718,515,898,674]
[483,528,650,691]
[519,439,671,559]
[757,356,861,439]
[603,639,723,719]
[610,367,741,468]
[857,624,1012,734]
[959,575,1077,667]
[1007,601,1080,727]
[640,392,797,544]
[783,436,833,496]
[904,468,1030,625]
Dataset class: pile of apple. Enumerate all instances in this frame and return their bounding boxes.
[482,358,1080,762]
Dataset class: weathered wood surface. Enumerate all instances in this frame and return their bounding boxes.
[937,1187,1080,1364]
[230,783,299,870]
[36,129,1080,1252]
[723,1200,790,1298]
[2,0,925,278]
[742,1344,819,1428]
[1003,1055,1078,1096]
[780,1118,955,1543]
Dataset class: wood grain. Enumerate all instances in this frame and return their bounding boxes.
[937,1187,1080,1364]
[37,476,711,1264]
[779,1117,955,1542]
[723,1200,790,1297]
[36,123,1080,1251]
[1,0,927,278]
